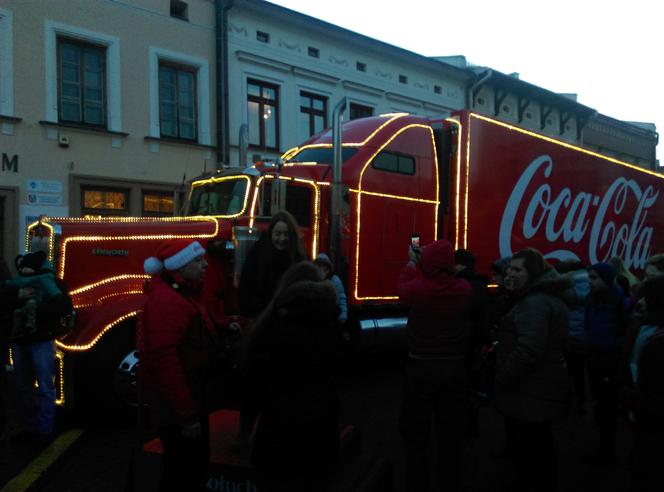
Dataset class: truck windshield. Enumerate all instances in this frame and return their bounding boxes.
[187,177,249,216]
[285,147,358,164]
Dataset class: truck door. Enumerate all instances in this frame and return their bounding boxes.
[253,177,319,259]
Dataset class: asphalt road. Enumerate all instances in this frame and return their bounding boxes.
[2,349,635,492]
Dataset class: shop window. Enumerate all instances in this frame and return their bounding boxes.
[81,186,128,216]
[143,191,174,216]
[57,38,106,127]
[247,79,279,150]
[159,63,197,140]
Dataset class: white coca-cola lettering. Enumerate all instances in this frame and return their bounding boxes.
[498,155,659,269]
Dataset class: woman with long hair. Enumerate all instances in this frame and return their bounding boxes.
[233,211,307,452]
[238,210,306,318]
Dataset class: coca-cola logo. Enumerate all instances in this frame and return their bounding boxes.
[499,155,659,270]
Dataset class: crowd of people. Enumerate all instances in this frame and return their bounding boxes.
[2,210,663,492]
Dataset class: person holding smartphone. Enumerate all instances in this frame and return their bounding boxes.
[397,238,472,492]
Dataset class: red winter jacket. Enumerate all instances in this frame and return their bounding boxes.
[398,240,472,358]
[141,274,220,427]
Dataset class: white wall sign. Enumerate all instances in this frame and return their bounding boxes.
[27,192,63,206]
[27,179,63,193]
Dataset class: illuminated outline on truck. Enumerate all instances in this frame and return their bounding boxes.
[25,218,219,352]
[282,115,464,302]
[54,218,219,278]
[354,124,441,301]
[56,310,141,352]
[187,174,252,218]
[280,113,409,162]
[67,274,150,309]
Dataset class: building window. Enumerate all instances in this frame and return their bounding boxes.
[256,31,270,43]
[81,186,128,216]
[57,38,106,127]
[143,191,174,216]
[45,21,121,132]
[299,91,327,140]
[0,8,14,117]
[149,47,210,145]
[170,0,188,20]
[159,63,197,140]
[247,79,279,150]
[372,150,415,175]
[356,61,366,72]
[308,47,319,58]
[349,102,373,120]
[399,74,408,84]
[434,85,442,94]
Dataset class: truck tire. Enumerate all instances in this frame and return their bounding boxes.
[75,321,138,422]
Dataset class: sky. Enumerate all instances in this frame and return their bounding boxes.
[269,0,662,163]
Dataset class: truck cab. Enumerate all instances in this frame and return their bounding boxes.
[24,112,459,413]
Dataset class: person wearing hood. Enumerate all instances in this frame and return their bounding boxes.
[555,259,591,416]
[142,239,236,492]
[313,253,347,324]
[246,261,341,491]
[585,261,626,467]
[397,240,472,492]
[494,248,572,492]
[6,250,70,448]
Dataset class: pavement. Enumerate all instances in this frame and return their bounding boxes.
[1,349,636,492]
[338,351,634,492]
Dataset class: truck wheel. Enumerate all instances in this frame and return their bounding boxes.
[76,321,138,421]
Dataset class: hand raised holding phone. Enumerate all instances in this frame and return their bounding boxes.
[408,234,421,263]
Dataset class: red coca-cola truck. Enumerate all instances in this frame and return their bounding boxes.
[25,110,664,411]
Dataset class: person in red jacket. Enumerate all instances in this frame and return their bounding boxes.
[397,239,472,492]
[141,239,224,492]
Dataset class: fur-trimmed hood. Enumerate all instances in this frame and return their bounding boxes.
[522,269,574,300]
[274,279,338,315]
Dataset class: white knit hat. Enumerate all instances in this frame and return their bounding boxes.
[144,239,206,275]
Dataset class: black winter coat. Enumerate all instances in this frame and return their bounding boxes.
[494,269,572,422]
[250,279,341,470]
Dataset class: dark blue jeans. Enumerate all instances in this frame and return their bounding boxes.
[11,340,56,435]
[399,358,466,492]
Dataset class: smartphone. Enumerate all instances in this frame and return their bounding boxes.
[410,234,421,251]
